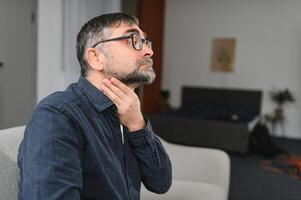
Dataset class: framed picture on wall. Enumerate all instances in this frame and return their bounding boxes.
[211,38,236,72]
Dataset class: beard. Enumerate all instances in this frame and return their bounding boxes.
[104,58,156,85]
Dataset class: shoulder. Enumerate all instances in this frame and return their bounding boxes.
[25,84,84,143]
[37,83,82,112]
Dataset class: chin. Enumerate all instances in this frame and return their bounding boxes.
[121,71,156,86]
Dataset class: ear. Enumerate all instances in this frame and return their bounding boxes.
[86,48,105,71]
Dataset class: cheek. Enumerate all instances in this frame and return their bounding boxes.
[107,48,138,71]
[118,55,138,70]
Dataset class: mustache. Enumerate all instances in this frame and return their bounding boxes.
[137,58,153,67]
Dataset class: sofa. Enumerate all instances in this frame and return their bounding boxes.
[150,86,262,154]
[141,139,230,200]
[0,125,230,200]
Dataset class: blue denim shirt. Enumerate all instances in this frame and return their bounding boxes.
[18,76,172,200]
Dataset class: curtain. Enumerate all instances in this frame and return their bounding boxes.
[62,0,121,86]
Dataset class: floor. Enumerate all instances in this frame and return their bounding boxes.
[228,138,301,200]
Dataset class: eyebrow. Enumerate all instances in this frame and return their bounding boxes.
[124,28,147,38]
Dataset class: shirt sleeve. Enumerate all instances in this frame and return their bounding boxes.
[18,103,83,200]
[126,119,172,194]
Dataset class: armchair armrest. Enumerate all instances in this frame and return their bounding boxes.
[160,139,230,197]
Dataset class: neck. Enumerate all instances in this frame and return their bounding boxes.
[85,73,138,91]
[127,83,140,90]
[85,73,106,91]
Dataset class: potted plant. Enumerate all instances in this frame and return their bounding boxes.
[263,88,295,136]
[270,88,295,118]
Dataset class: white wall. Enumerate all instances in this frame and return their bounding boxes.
[37,0,121,101]
[163,0,301,138]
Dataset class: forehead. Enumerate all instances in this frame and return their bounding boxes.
[109,22,146,38]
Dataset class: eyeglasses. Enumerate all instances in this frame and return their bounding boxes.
[92,32,152,51]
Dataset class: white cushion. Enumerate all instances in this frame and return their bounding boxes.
[0,126,25,161]
[0,126,25,200]
[141,180,226,200]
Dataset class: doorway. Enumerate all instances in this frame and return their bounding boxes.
[0,0,37,128]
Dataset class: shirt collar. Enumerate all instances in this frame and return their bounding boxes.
[77,76,114,112]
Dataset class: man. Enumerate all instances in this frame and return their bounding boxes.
[18,13,172,200]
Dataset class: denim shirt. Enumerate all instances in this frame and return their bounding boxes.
[18,76,172,200]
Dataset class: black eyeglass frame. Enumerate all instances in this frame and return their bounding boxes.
[92,33,152,51]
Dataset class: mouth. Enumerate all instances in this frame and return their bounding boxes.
[139,64,153,71]
[138,58,153,68]
[139,63,150,68]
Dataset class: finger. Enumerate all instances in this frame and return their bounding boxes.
[110,78,132,95]
[102,79,128,100]
[100,83,122,106]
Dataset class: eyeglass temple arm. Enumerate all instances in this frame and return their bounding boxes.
[92,35,133,48]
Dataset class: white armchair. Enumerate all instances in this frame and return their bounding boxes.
[0,126,25,200]
[141,139,230,200]
[0,126,230,200]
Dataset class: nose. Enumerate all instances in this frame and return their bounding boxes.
[142,44,153,57]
